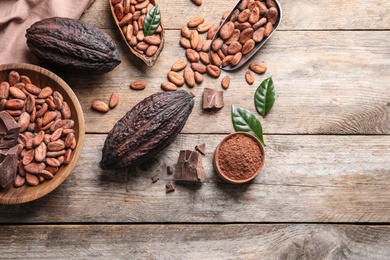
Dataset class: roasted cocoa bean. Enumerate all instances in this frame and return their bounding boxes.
[130,80,147,90]
[167,71,185,86]
[171,60,187,72]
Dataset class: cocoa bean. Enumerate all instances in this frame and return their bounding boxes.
[249,62,267,74]
[9,87,27,99]
[207,25,219,40]
[242,39,255,54]
[210,51,222,67]
[183,67,195,88]
[191,0,202,6]
[36,103,48,118]
[146,45,158,57]
[191,63,207,74]
[144,34,161,45]
[35,142,47,163]
[171,60,187,72]
[190,30,199,49]
[239,28,254,45]
[221,55,234,67]
[180,38,192,50]
[253,27,265,42]
[65,132,75,149]
[42,111,57,126]
[264,22,273,37]
[91,100,109,113]
[185,49,200,63]
[45,157,61,167]
[167,71,185,86]
[109,93,119,109]
[18,112,30,132]
[181,26,191,39]
[24,162,45,174]
[194,71,204,84]
[245,70,255,85]
[64,149,72,164]
[14,175,26,188]
[22,149,35,166]
[20,75,31,84]
[48,140,65,151]
[6,99,24,110]
[249,7,260,24]
[188,16,205,28]
[267,7,279,25]
[25,94,35,113]
[221,76,230,89]
[25,83,41,95]
[219,21,235,40]
[39,170,54,180]
[224,29,240,45]
[114,3,124,20]
[227,42,242,55]
[61,101,72,119]
[161,82,178,91]
[25,172,39,186]
[202,40,212,52]
[211,38,224,52]
[206,65,221,78]
[199,52,210,65]
[46,98,56,110]
[197,22,214,33]
[8,71,20,86]
[238,9,251,23]
[130,80,147,90]
[33,130,44,147]
[46,150,66,158]
[231,52,242,66]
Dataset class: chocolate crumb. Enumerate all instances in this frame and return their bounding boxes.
[151,176,159,183]
[166,181,175,193]
[167,165,174,175]
[195,143,206,155]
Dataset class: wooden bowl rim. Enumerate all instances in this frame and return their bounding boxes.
[0,63,85,204]
[213,132,265,184]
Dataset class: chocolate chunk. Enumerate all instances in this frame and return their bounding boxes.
[0,111,20,149]
[174,150,205,182]
[202,88,224,110]
[166,181,175,193]
[167,165,174,175]
[195,143,206,155]
[151,176,159,183]
[0,146,18,188]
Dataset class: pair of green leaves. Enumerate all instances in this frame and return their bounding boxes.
[232,77,275,146]
[143,5,161,36]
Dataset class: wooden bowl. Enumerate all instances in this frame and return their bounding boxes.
[213,132,265,184]
[0,63,85,204]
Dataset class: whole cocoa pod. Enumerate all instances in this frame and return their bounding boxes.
[100,90,194,169]
[26,17,121,74]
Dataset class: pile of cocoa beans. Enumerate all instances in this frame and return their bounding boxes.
[111,0,163,57]
[212,0,279,68]
[0,71,77,187]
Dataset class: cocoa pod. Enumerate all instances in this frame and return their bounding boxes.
[26,17,121,74]
[100,90,194,169]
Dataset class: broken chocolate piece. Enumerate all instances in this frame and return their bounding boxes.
[151,176,159,183]
[174,150,205,182]
[202,88,224,110]
[166,181,175,193]
[0,111,20,149]
[167,165,174,175]
[0,145,18,188]
[195,143,206,155]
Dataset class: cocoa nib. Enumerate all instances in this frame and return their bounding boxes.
[167,165,174,175]
[151,176,159,183]
[166,181,175,193]
[202,88,224,110]
[174,150,205,183]
[195,143,206,155]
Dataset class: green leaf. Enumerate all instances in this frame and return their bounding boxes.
[231,104,265,146]
[143,5,161,36]
[254,77,275,117]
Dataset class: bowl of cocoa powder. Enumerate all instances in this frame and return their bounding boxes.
[213,132,264,184]
[0,63,85,204]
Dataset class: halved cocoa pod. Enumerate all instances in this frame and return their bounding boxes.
[109,0,165,67]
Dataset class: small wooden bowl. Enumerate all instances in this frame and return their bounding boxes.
[0,63,85,204]
[213,132,265,184]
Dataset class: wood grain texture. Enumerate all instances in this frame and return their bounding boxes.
[0,134,388,223]
[56,29,390,135]
[0,224,389,259]
[82,0,390,30]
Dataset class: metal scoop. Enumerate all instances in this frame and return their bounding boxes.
[211,0,282,71]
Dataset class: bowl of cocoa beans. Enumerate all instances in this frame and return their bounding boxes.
[0,63,85,204]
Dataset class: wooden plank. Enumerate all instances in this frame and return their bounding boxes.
[56,29,390,134]
[82,0,390,30]
[0,224,389,259]
[0,134,388,223]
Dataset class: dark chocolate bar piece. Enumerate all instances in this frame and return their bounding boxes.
[195,143,206,155]
[0,146,18,188]
[202,88,224,110]
[0,111,20,149]
[174,150,205,183]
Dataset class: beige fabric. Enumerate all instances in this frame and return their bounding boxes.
[0,0,95,64]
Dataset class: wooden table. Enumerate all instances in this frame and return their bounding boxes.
[1,0,390,258]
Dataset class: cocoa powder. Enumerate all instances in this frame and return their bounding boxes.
[217,134,263,181]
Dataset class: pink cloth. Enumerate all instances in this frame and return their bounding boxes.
[0,0,95,64]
